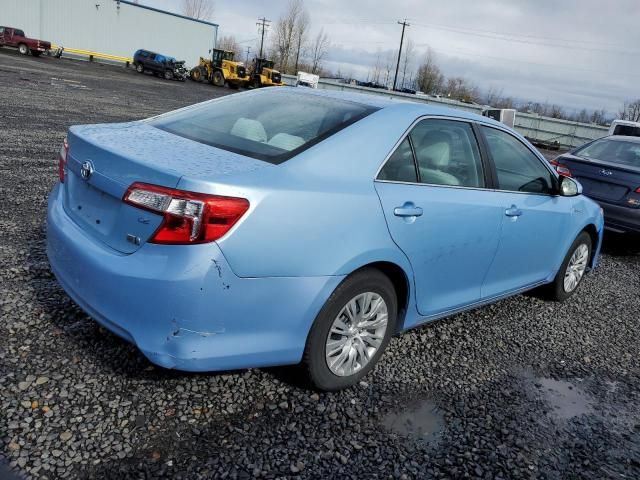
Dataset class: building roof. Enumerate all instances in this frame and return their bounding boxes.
[117,0,219,27]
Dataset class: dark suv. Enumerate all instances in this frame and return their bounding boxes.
[133,49,188,81]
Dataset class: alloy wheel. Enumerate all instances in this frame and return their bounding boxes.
[563,243,589,293]
[325,292,388,377]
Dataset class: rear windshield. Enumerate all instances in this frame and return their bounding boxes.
[575,139,640,168]
[613,124,640,137]
[150,92,378,164]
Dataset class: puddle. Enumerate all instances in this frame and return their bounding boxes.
[537,378,594,420]
[382,399,444,444]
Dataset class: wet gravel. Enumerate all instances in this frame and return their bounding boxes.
[1,51,640,479]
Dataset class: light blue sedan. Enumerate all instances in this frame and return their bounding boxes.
[47,88,604,390]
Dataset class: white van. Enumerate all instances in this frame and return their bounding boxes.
[608,119,640,137]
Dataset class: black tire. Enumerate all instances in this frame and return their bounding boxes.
[303,268,397,391]
[30,50,42,57]
[212,70,225,87]
[544,231,592,301]
[135,63,144,73]
[190,67,202,82]
[18,43,29,55]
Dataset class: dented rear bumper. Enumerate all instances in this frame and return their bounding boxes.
[46,183,344,371]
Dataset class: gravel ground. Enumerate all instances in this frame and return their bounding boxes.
[1,51,639,480]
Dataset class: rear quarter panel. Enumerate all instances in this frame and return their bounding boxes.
[206,106,419,279]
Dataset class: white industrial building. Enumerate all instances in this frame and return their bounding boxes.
[1,0,218,66]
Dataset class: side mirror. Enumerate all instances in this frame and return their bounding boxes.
[559,175,582,197]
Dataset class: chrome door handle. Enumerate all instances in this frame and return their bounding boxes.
[505,205,523,217]
[394,203,423,217]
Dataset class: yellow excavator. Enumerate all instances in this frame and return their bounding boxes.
[190,49,248,89]
[248,58,284,88]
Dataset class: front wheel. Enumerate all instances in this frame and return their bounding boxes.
[18,43,29,55]
[303,268,397,391]
[212,70,225,87]
[545,231,592,301]
[164,69,174,80]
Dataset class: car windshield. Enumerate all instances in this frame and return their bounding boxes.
[150,92,378,164]
[575,138,640,168]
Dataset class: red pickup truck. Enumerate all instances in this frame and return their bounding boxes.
[0,26,51,56]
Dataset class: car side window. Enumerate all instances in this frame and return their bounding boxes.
[410,119,485,188]
[481,126,556,195]
[377,138,417,183]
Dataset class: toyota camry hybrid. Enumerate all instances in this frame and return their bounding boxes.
[47,88,604,390]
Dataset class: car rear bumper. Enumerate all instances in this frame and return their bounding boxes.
[47,183,344,371]
[598,199,640,234]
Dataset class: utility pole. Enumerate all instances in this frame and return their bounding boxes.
[256,17,270,58]
[393,19,409,91]
[245,46,251,64]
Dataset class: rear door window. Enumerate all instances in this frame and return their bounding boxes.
[377,138,417,183]
[411,119,485,188]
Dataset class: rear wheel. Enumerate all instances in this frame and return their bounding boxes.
[18,43,28,55]
[303,268,397,391]
[545,231,592,301]
[135,63,144,73]
[212,70,225,87]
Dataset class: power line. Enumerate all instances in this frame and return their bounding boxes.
[393,19,409,90]
[256,17,271,58]
[409,21,640,56]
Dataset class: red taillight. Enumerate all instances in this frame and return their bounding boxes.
[123,182,249,244]
[549,158,572,177]
[58,137,69,183]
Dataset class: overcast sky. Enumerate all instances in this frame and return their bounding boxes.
[143,0,639,115]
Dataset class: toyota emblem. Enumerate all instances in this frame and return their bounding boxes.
[80,161,94,180]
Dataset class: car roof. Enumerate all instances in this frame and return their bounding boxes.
[606,135,640,143]
[270,87,491,124]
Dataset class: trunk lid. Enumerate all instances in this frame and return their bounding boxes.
[63,122,268,253]
[559,153,640,205]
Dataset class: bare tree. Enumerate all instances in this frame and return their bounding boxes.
[181,0,214,20]
[217,35,242,59]
[590,109,608,125]
[415,48,444,94]
[308,29,329,74]
[619,100,640,122]
[548,104,565,119]
[400,38,414,89]
[383,51,395,88]
[271,0,306,74]
[369,49,382,85]
[483,87,515,109]
[293,9,310,73]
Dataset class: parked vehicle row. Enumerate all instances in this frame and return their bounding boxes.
[47,88,604,391]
